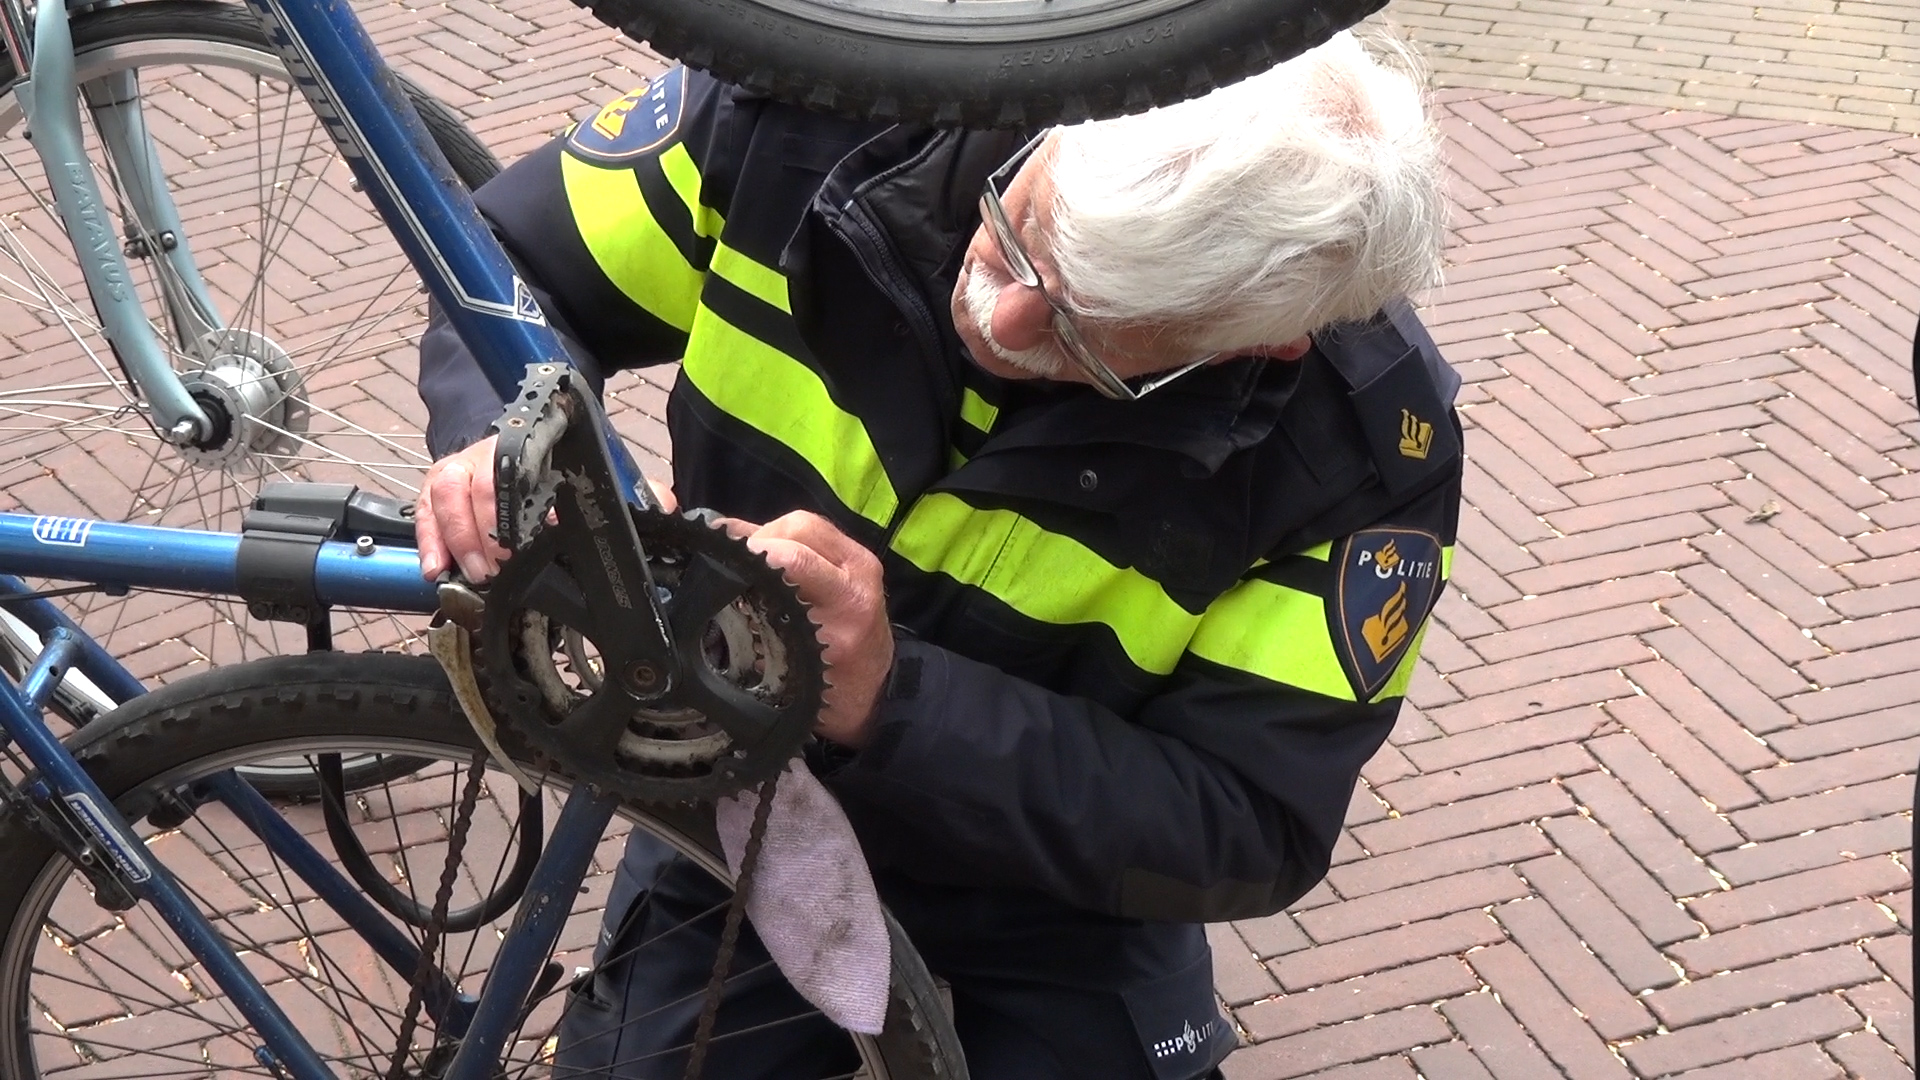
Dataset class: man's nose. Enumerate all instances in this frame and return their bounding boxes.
[991,278,1053,351]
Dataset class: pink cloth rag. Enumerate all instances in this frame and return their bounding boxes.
[715,761,891,1034]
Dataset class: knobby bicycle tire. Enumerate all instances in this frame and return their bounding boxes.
[576,0,1388,128]
[0,1,498,685]
[0,651,964,1078]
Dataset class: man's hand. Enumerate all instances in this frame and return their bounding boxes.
[416,435,507,582]
[415,432,674,582]
[726,511,892,749]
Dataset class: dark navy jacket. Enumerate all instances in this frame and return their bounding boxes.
[418,67,1463,927]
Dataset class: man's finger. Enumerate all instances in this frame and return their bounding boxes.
[749,511,871,570]
[427,459,494,583]
[415,483,445,581]
[747,535,846,606]
[646,475,678,514]
[465,459,504,579]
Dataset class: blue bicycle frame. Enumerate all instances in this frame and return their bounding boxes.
[0,0,665,1070]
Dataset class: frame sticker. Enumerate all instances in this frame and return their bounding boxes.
[62,792,153,883]
[32,517,93,547]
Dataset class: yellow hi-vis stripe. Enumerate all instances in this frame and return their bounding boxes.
[1189,579,1355,701]
[680,306,899,526]
[890,493,1199,674]
[562,152,702,333]
[1189,544,1454,703]
[895,495,1448,700]
[658,144,723,240]
[959,388,998,433]
[711,243,790,314]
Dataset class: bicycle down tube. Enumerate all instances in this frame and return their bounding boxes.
[234,0,648,498]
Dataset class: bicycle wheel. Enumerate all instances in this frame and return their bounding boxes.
[578,0,1386,128]
[0,1,498,682]
[0,651,963,1078]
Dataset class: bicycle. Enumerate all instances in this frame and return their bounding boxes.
[0,0,969,1068]
[0,496,962,1076]
[0,0,500,694]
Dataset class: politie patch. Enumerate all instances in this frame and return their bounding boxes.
[1330,526,1443,701]
[567,66,687,165]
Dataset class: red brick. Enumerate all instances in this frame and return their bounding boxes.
[1748,738,1920,802]
[1378,744,1596,814]
[1688,531,1839,628]
[1407,1042,1495,1080]
[1621,994,1863,1077]
[1428,671,1635,735]
[1437,991,1563,1079]
[1674,564,1827,665]
[1673,1044,1845,1080]
[1233,912,1312,960]
[1294,866,1532,944]
[1621,352,1796,402]
[1843,982,1914,1065]
[1529,512,1710,565]
[1824,1032,1912,1080]
[1520,853,1680,992]
[1733,775,1916,841]
[1587,729,1747,854]
[1295,1059,1418,1080]
[1221,1008,1452,1080]
[1210,923,1281,1007]
[1329,824,1553,898]
[1543,814,1703,944]
[1403,707,1612,772]
[1689,857,1912,932]
[1505,542,1703,596]
[1863,934,1912,996]
[1658,593,1809,700]
[1270,911,1507,991]
[1350,783,1579,855]
[1628,658,1782,768]
[1670,901,1901,978]
[1647,947,1884,1028]
[1466,943,1632,1080]
[1564,771,1721,895]
[1562,453,1744,503]
[1709,816,1912,887]
[1239,957,1479,1040]
[1786,670,1920,723]
[1493,897,1656,1041]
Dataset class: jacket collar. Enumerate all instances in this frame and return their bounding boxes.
[805,126,1306,477]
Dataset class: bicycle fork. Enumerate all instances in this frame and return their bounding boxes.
[5,0,220,443]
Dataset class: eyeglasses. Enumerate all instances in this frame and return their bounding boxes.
[979,131,1211,401]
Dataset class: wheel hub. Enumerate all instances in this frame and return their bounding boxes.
[175,329,308,467]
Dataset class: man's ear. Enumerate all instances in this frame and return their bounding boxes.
[1246,335,1313,362]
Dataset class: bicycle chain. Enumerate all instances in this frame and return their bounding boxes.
[387,745,491,1079]
[682,775,778,1080]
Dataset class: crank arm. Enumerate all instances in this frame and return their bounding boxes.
[490,364,676,683]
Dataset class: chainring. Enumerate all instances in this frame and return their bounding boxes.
[478,507,825,805]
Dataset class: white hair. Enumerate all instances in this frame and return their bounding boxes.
[1044,30,1444,354]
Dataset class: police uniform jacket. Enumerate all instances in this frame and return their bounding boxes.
[419,67,1463,940]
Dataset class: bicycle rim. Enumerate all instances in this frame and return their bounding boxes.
[0,2,498,683]
[0,654,951,1078]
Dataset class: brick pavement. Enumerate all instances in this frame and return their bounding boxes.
[18,0,1920,1076]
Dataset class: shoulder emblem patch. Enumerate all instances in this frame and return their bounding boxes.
[1329,527,1443,701]
[567,66,687,165]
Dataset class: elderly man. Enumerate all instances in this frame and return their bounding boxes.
[415,31,1458,1080]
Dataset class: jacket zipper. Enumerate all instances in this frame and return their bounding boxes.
[832,198,955,549]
